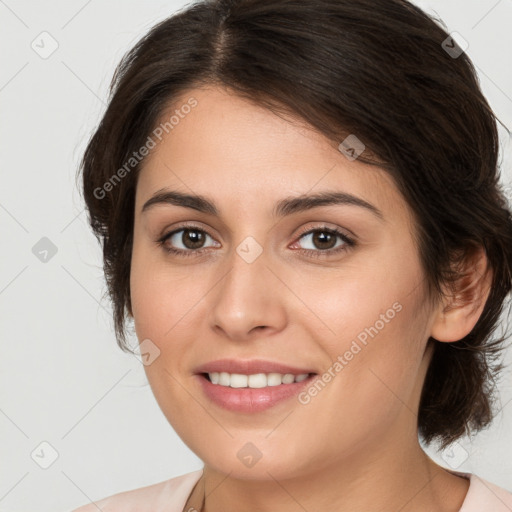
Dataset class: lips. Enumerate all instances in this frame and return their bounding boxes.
[193,358,318,413]
[193,358,316,375]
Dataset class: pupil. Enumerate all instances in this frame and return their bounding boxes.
[313,231,335,250]
[184,229,204,249]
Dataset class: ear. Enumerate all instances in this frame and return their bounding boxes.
[430,245,492,343]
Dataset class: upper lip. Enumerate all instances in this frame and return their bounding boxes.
[194,359,316,375]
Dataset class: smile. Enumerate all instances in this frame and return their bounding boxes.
[207,371,311,388]
[195,371,318,413]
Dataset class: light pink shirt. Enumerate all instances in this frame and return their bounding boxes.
[70,468,512,511]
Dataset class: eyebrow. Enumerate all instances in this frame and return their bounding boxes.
[141,188,384,220]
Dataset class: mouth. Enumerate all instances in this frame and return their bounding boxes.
[193,361,319,413]
[201,371,315,388]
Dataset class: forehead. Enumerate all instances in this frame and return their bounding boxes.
[135,86,406,221]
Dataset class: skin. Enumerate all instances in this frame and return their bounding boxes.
[129,85,491,512]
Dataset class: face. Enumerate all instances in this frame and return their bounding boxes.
[130,86,436,480]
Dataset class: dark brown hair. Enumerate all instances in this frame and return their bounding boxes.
[78,0,512,449]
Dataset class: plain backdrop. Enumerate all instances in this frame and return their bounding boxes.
[1,1,511,511]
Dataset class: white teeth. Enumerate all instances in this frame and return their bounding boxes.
[207,372,310,388]
[282,373,295,384]
[267,373,283,386]
[248,373,267,388]
[230,374,248,388]
[219,372,230,386]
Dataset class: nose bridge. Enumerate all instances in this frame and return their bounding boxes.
[208,233,286,339]
[218,234,269,314]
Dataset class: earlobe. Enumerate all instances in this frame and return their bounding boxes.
[430,246,492,343]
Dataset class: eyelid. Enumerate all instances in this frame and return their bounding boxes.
[293,222,356,241]
[158,222,219,247]
[289,224,355,254]
[158,220,217,240]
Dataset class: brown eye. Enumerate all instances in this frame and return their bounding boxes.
[309,231,338,250]
[297,228,351,252]
[160,226,219,255]
[179,229,207,249]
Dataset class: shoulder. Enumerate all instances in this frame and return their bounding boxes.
[69,468,203,512]
[459,473,512,512]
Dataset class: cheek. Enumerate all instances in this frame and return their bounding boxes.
[298,249,425,359]
[129,244,193,406]
[129,238,204,343]
[296,251,429,427]
[129,253,203,431]
[129,242,225,410]
[293,299,429,465]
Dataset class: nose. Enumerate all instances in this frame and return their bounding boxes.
[208,239,288,342]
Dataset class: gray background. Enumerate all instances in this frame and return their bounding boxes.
[1,1,511,511]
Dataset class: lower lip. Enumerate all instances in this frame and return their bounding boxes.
[195,373,317,413]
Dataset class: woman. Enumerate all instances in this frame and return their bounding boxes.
[71,0,512,510]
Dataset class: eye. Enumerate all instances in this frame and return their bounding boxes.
[157,224,219,258]
[291,226,355,258]
[156,223,356,259]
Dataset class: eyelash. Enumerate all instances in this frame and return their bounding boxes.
[156,223,356,259]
